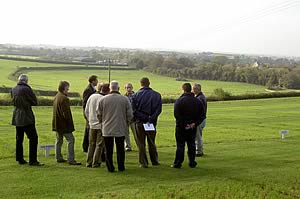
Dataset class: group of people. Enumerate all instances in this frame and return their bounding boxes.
[11,74,207,171]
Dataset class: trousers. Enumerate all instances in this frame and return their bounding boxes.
[16,124,38,163]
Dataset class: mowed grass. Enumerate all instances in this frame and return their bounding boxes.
[0,59,267,97]
[27,70,267,97]
[0,59,85,88]
[0,97,300,198]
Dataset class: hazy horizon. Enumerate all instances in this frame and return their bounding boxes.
[1,0,300,57]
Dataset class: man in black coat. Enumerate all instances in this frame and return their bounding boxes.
[82,75,98,152]
[172,83,205,168]
[11,74,44,166]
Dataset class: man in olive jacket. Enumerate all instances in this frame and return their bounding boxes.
[53,81,81,165]
[11,74,44,166]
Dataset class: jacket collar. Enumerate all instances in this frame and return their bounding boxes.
[195,92,203,98]
[58,91,68,96]
[89,83,96,91]
[110,91,120,94]
[17,82,30,87]
[181,92,194,97]
[140,86,152,91]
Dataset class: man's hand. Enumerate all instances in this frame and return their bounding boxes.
[185,123,195,130]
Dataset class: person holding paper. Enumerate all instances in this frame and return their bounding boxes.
[172,83,204,168]
[98,81,133,172]
[131,77,162,168]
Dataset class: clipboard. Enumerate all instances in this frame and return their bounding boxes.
[143,123,155,131]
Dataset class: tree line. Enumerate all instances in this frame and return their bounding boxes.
[1,44,300,89]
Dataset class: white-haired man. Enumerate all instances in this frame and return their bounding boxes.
[192,83,207,157]
[98,81,133,172]
[11,74,44,166]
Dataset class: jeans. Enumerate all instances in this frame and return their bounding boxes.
[195,119,206,154]
[55,132,75,161]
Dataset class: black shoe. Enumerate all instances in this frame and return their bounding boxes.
[171,164,181,169]
[107,167,115,172]
[29,162,45,166]
[86,164,92,168]
[118,167,125,172]
[125,148,132,152]
[57,159,67,163]
[92,163,101,168]
[139,164,148,168]
[18,160,28,165]
[189,161,197,168]
[68,160,82,165]
[152,162,160,166]
[196,153,204,157]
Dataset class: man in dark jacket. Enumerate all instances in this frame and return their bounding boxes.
[82,75,98,152]
[11,74,44,166]
[192,83,207,157]
[53,81,81,165]
[132,77,162,168]
[171,83,205,169]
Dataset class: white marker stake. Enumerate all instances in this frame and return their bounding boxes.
[279,130,289,139]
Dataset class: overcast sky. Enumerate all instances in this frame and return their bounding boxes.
[1,0,300,56]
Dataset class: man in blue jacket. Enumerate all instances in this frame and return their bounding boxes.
[132,77,162,168]
[11,74,44,166]
[172,83,204,168]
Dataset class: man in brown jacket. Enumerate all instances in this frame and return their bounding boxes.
[98,81,133,172]
[52,81,81,165]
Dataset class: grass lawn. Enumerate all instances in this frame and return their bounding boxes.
[26,69,267,97]
[0,59,86,88]
[0,97,300,198]
[0,59,267,97]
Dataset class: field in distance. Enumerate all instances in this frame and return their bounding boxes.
[0,97,299,198]
[0,59,267,97]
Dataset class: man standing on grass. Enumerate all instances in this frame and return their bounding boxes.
[11,74,44,166]
[124,83,138,151]
[52,81,81,165]
[98,81,133,172]
[192,83,207,157]
[131,77,162,168]
[171,83,204,169]
[82,75,98,153]
[85,83,110,168]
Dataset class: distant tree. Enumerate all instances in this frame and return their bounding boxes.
[266,71,279,89]
[211,56,228,66]
[177,57,195,68]
[287,71,300,89]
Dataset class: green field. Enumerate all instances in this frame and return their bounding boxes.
[0,97,300,198]
[0,59,84,88]
[0,59,267,97]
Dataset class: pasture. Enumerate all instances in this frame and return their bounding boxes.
[0,97,300,198]
[0,59,267,97]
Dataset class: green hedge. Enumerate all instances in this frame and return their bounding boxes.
[0,87,80,97]
[1,91,300,106]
